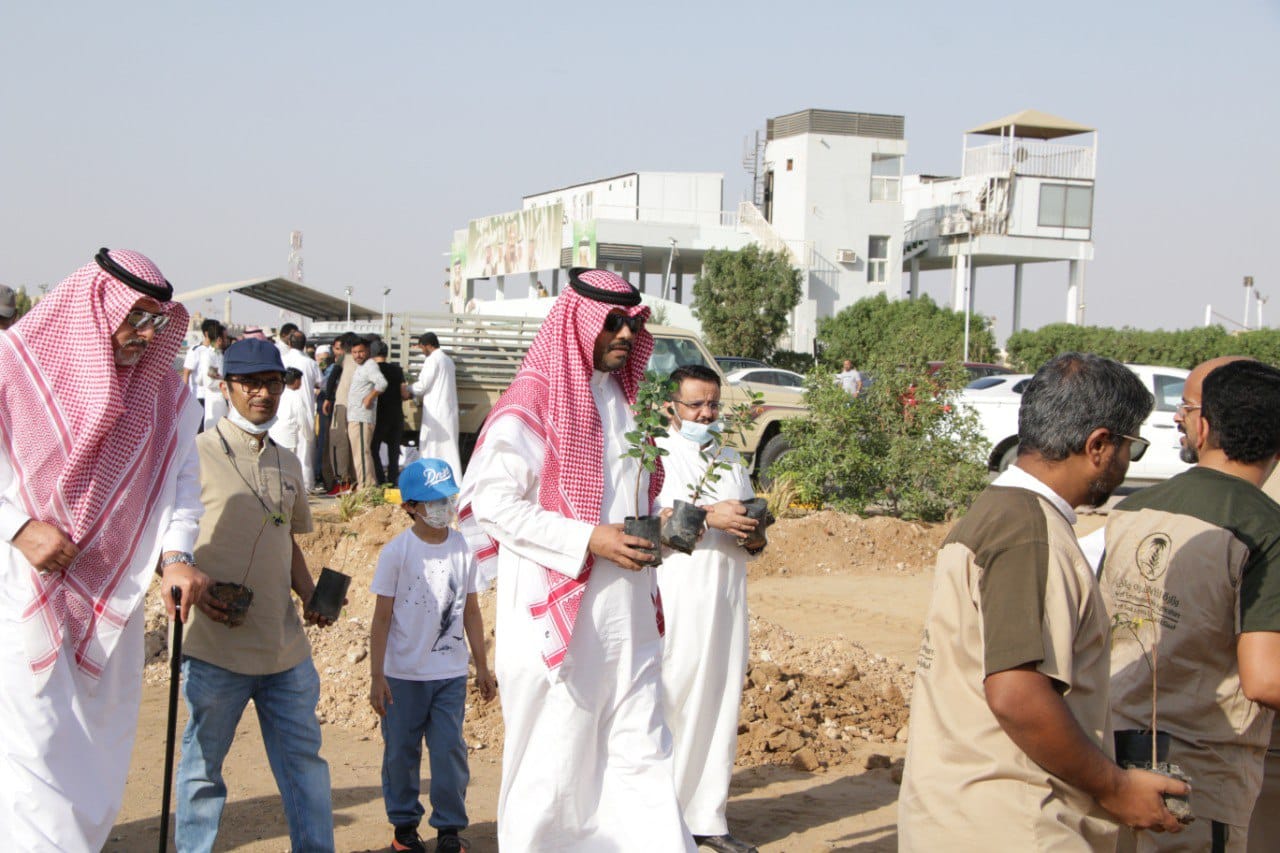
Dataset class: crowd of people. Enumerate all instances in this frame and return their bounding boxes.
[4,251,1280,853]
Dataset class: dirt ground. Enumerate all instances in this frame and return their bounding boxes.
[111,500,1110,852]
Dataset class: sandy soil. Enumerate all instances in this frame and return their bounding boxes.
[110,500,1065,852]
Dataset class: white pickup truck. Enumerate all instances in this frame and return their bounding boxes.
[958,364,1191,485]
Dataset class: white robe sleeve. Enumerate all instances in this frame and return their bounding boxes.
[159,422,203,554]
[0,449,29,543]
[411,353,440,401]
[466,414,594,580]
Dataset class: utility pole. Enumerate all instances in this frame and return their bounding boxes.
[1244,276,1254,331]
[344,286,353,324]
[661,239,678,301]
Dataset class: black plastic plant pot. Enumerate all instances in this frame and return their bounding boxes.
[307,567,352,622]
[624,515,663,567]
[661,500,707,555]
[209,582,254,628]
[740,497,772,551]
[1114,729,1193,823]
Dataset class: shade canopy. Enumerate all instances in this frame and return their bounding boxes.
[967,109,1094,140]
[173,277,379,321]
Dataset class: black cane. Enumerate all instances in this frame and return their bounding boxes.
[159,586,183,852]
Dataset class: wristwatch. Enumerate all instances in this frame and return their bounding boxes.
[160,551,197,570]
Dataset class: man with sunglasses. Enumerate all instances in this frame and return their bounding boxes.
[1100,357,1280,852]
[459,268,694,851]
[0,249,210,851]
[176,337,337,852]
[656,364,761,853]
[900,353,1188,851]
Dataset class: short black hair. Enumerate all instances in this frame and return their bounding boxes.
[1018,353,1153,462]
[283,367,303,384]
[350,336,371,351]
[201,318,221,338]
[288,329,306,349]
[1201,360,1280,463]
[370,340,389,358]
[668,364,722,391]
[419,332,440,348]
[338,331,361,349]
[279,322,299,338]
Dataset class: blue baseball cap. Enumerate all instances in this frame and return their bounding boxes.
[223,338,285,376]
[399,458,459,502]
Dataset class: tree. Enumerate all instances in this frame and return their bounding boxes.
[14,287,33,318]
[691,245,801,360]
[817,293,996,373]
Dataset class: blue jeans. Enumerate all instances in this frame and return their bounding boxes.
[381,675,470,832]
[176,656,334,853]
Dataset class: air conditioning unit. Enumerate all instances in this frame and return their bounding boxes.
[835,249,858,264]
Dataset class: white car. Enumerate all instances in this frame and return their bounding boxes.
[958,364,1190,485]
[724,367,807,389]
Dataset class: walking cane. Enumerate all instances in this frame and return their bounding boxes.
[159,586,183,853]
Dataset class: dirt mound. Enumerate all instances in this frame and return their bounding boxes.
[143,504,935,771]
[750,510,948,578]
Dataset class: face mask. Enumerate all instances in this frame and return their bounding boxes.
[678,418,721,445]
[415,498,455,528]
[225,402,277,435]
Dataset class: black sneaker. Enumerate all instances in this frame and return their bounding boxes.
[435,834,469,853]
[392,828,426,853]
[694,834,759,853]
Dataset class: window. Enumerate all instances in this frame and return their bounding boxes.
[867,236,889,284]
[1152,375,1185,413]
[870,154,902,202]
[786,158,794,171]
[1038,183,1094,228]
[647,335,712,376]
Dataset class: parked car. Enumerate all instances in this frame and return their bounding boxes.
[963,374,1033,395]
[927,361,1014,384]
[715,356,769,373]
[725,367,807,389]
[958,364,1189,485]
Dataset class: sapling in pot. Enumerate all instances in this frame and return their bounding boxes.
[662,389,766,554]
[623,376,673,565]
[1110,586,1193,823]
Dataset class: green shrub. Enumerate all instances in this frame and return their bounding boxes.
[1005,324,1280,372]
[817,293,997,371]
[773,365,990,521]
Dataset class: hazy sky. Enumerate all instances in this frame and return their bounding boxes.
[2,1,1276,342]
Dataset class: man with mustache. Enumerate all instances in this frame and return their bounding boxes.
[458,268,693,851]
[176,338,337,852]
[1102,357,1280,851]
[900,352,1187,851]
[0,249,210,851]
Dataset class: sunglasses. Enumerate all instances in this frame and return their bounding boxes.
[603,313,645,334]
[124,308,170,332]
[1119,433,1149,462]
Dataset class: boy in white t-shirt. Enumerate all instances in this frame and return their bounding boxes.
[369,458,497,853]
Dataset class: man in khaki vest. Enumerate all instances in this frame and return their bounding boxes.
[900,352,1187,851]
[1103,357,1280,852]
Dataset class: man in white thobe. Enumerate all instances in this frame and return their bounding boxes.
[270,367,316,490]
[0,248,209,851]
[656,364,762,853]
[282,328,323,419]
[412,332,461,479]
[460,267,693,852]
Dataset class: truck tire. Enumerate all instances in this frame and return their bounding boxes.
[755,434,792,489]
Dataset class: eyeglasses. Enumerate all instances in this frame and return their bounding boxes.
[673,398,722,413]
[123,308,170,332]
[1176,401,1201,416]
[230,376,286,395]
[603,313,645,334]
[1119,433,1150,462]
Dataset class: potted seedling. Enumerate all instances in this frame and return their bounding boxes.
[1110,587,1193,823]
[623,376,674,566]
[662,389,766,555]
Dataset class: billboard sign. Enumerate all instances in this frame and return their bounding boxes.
[465,204,562,279]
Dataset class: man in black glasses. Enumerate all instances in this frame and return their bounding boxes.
[1101,357,1280,852]
[900,352,1187,850]
[176,338,338,852]
[0,249,210,850]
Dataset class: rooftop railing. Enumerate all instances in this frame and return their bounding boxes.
[962,140,1095,180]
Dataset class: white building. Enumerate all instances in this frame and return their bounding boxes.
[447,107,1097,353]
[901,109,1098,333]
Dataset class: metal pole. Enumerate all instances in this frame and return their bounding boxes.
[661,239,677,301]
[344,287,353,324]
[1244,276,1254,331]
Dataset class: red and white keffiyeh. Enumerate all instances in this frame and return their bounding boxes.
[459,269,662,671]
[0,250,189,678]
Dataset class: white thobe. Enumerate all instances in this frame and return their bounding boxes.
[269,386,316,489]
[654,433,755,836]
[466,370,693,852]
[411,349,461,480]
[282,347,323,419]
[0,397,203,852]
[198,346,227,429]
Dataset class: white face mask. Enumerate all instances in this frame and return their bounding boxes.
[678,418,721,445]
[225,402,277,435]
[415,498,456,528]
